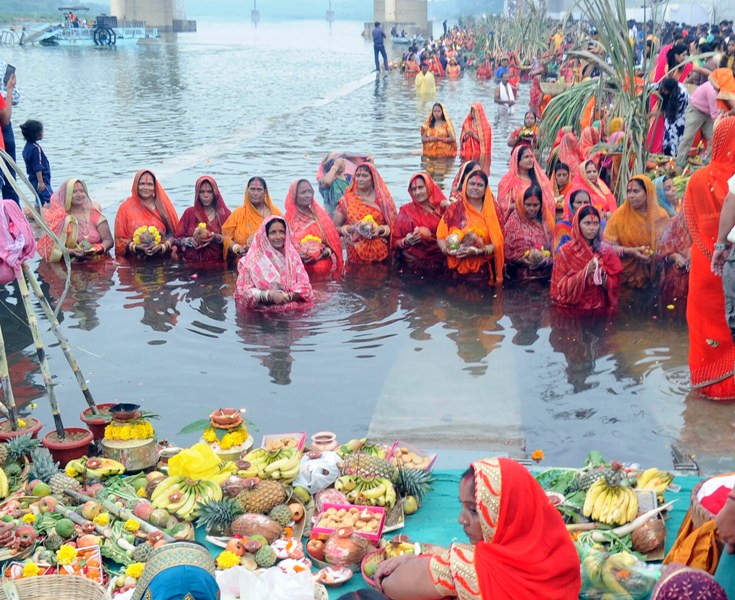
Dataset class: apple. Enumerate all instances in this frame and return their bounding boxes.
[306,539,325,561]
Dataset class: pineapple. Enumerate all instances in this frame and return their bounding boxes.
[28,448,60,483]
[237,480,287,515]
[340,452,397,482]
[574,466,609,492]
[196,498,243,536]
[49,472,82,499]
[394,464,434,506]
[6,433,39,464]
[0,444,7,467]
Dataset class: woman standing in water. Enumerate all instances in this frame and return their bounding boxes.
[421,103,457,158]
[175,176,230,263]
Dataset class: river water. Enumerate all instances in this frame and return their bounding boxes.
[1,19,732,474]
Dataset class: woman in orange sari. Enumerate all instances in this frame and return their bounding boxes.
[572,160,618,218]
[460,102,492,161]
[603,174,670,288]
[449,161,484,204]
[332,162,397,264]
[221,176,282,262]
[497,145,555,221]
[373,458,581,600]
[446,57,461,79]
[393,172,447,274]
[115,169,179,258]
[504,185,555,280]
[437,170,505,285]
[38,178,113,262]
[421,103,457,158]
[579,125,601,158]
[686,116,735,400]
[284,178,344,277]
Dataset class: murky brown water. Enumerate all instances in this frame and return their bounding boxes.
[1,19,732,474]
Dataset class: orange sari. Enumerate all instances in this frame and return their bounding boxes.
[335,163,397,264]
[685,116,735,400]
[572,160,618,216]
[221,183,282,260]
[114,170,179,256]
[497,146,556,221]
[603,174,670,288]
[437,179,505,285]
[711,68,735,113]
[460,102,492,161]
[421,104,457,158]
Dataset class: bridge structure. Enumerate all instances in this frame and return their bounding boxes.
[374,0,429,36]
[110,0,196,32]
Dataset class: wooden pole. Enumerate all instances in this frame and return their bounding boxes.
[21,263,98,414]
[0,321,18,429]
[15,268,65,438]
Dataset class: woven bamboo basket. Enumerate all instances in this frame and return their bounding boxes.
[539,81,570,96]
[689,476,733,530]
[314,583,328,600]
[0,575,110,600]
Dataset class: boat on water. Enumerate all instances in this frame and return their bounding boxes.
[391,35,424,46]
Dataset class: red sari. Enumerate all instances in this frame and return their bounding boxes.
[429,458,581,600]
[571,160,618,217]
[504,188,555,281]
[114,169,179,257]
[175,176,231,263]
[656,209,691,305]
[497,146,555,221]
[335,163,397,264]
[393,172,446,272]
[685,116,735,400]
[551,209,623,311]
[460,102,492,161]
[284,179,344,277]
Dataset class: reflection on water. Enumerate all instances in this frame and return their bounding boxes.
[1,20,732,472]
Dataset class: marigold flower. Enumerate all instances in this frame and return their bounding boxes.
[137,487,148,498]
[57,544,77,565]
[22,562,40,577]
[300,234,322,244]
[65,466,78,478]
[126,562,145,579]
[124,519,141,532]
[17,418,26,429]
[21,513,35,523]
[531,449,545,462]
[216,550,241,570]
[93,513,110,526]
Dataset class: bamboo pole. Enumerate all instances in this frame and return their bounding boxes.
[21,263,98,414]
[15,268,65,438]
[0,322,18,429]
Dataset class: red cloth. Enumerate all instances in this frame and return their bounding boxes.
[393,172,446,269]
[497,146,556,221]
[551,208,622,311]
[700,485,732,515]
[685,116,735,400]
[475,458,581,600]
[557,132,584,178]
[0,95,5,152]
[175,176,231,263]
[460,102,492,161]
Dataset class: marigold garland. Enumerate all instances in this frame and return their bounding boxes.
[132,225,162,246]
[22,562,40,577]
[202,426,248,450]
[216,550,241,570]
[105,419,155,441]
[57,544,77,565]
[126,562,145,579]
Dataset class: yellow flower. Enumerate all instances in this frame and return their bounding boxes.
[22,562,40,577]
[57,544,77,565]
[28,403,37,409]
[125,562,145,579]
[202,428,218,444]
[531,449,545,463]
[216,550,241,570]
[137,487,148,498]
[132,225,162,246]
[17,418,26,428]
[361,215,378,225]
[105,419,155,441]
[300,234,322,244]
[93,513,110,526]
[196,222,207,229]
[21,513,35,523]
[124,519,141,532]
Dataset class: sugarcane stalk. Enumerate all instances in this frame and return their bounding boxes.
[0,322,18,429]
[15,268,65,438]
[21,263,97,414]
[63,489,176,542]
[53,503,113,538]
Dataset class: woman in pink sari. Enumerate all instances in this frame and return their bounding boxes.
[497,145,555,222]
[37,178,113,262]
[234,216,313,312]
[284,178,344,277]
[504,185,555,280]
[648,43,692,153]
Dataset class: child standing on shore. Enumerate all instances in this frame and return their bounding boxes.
[20,119,52,206]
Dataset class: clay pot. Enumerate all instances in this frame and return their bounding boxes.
[42,427,94,467]
[0,418,43,441]
[311,431,338,452]
[209,408,242,428]
[79,403,116,441]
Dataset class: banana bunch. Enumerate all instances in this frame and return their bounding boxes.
[66,456,126,480]
[0,468,8,499]
[334,475,397,508]
[239,447,301,483]
[636,467,673,501]
[582,547,641,597]
[150,475,223,521]
[582,479,638,525]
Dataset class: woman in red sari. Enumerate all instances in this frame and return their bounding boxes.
[504,185,554,281]
[393,172,447,274]
[656,209,691,306]
[551,205,622,311]
[373,457,581,600]
[175,176,230,263]
[686,116,735,400]
[332,162,397,264]
[572,160,618,218]
[497,145,555,222]
[284,178,344,277]
[437,171,505,285]
[115,169,179,258]
[460,102,492,161]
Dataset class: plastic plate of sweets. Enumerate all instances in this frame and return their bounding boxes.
[314,566,353,587]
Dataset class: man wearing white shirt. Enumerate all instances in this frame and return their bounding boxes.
[494,72,515,120]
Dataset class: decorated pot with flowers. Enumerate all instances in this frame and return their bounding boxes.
[101,405,157,471]
[132,225,162,249]
[299,234,325,261]
[201,409,252,462]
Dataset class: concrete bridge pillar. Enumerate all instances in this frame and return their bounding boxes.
[374,0,429,36]
[110,0,196,32]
